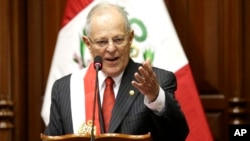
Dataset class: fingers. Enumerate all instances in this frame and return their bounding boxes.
[133,70,145,85]
[133,59,152,86]
[131,59,159,100]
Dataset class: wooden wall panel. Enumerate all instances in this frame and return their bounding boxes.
[243,0,250,101]
[27,0,66,141]
[165,0,250,141]
[242,0,250,122]
[11,0,28,140]
[0,0,27,141]
[27,0,44,140]
[42,0,66,82]
[203,0,220,93]
[0,0,11,102]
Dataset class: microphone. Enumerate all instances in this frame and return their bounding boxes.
[94,56,102,71]
[90,56,104,141]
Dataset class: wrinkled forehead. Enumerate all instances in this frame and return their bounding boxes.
[91,6,125,23]
[89,8,127,35]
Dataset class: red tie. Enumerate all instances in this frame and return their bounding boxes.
[102,77,115,132]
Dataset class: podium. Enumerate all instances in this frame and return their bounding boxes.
[41,133,152,141]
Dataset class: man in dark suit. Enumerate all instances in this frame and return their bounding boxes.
[44,2,189,141]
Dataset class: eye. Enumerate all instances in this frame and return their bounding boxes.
[113,38,125,44]
[96,40,108,47]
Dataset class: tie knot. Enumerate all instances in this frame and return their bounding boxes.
[105,77,114,86]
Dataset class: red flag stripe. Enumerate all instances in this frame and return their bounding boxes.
[175,64,213,141]
[61,0,93,28]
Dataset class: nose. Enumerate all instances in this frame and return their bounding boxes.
[106,41,116,52]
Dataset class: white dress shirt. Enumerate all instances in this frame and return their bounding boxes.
[98,70,166,115]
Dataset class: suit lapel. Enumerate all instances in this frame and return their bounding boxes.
[109,59,140,132]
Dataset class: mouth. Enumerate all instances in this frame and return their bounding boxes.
[104,57,119,63]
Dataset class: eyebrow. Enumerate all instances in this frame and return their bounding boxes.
[93,35,126,40]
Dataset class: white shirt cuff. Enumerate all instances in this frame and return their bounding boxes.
[144,87,165,115]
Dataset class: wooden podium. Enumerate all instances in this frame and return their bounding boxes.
[41,133,152,141]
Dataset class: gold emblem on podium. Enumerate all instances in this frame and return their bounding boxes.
[78,120,96,135]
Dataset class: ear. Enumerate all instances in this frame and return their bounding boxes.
[82,35,94,57]
[82,35,91,49]
[129,30,134,44]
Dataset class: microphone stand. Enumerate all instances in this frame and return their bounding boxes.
[97,76,105,134]
[90,68,105,141]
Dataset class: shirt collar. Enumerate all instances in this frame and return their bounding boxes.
[98,71,124,88]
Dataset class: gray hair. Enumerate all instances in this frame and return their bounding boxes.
[85,1,131,36]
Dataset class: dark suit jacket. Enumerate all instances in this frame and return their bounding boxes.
[44,59,189,141]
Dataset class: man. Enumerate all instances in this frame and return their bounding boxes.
[44,2,189,141]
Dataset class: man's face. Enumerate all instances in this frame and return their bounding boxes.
[84,9,133,77]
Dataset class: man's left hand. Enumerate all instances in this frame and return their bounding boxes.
[131,59,160,102]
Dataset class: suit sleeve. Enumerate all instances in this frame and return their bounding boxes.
[149,69,189,141]
[44,75,73,135]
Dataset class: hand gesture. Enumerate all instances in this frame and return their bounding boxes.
[131,59,160,102]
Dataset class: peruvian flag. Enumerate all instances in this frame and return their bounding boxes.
[41,0,213,140]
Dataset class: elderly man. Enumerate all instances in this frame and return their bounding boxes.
[44,2,189,141]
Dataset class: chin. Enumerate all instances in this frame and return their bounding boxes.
[103,67,123,77]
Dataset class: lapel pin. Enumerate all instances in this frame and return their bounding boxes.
[129,90,135,96]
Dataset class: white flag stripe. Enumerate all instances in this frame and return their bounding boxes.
[121,0,188,71]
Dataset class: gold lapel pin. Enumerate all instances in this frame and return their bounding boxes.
[129,90,135,96]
